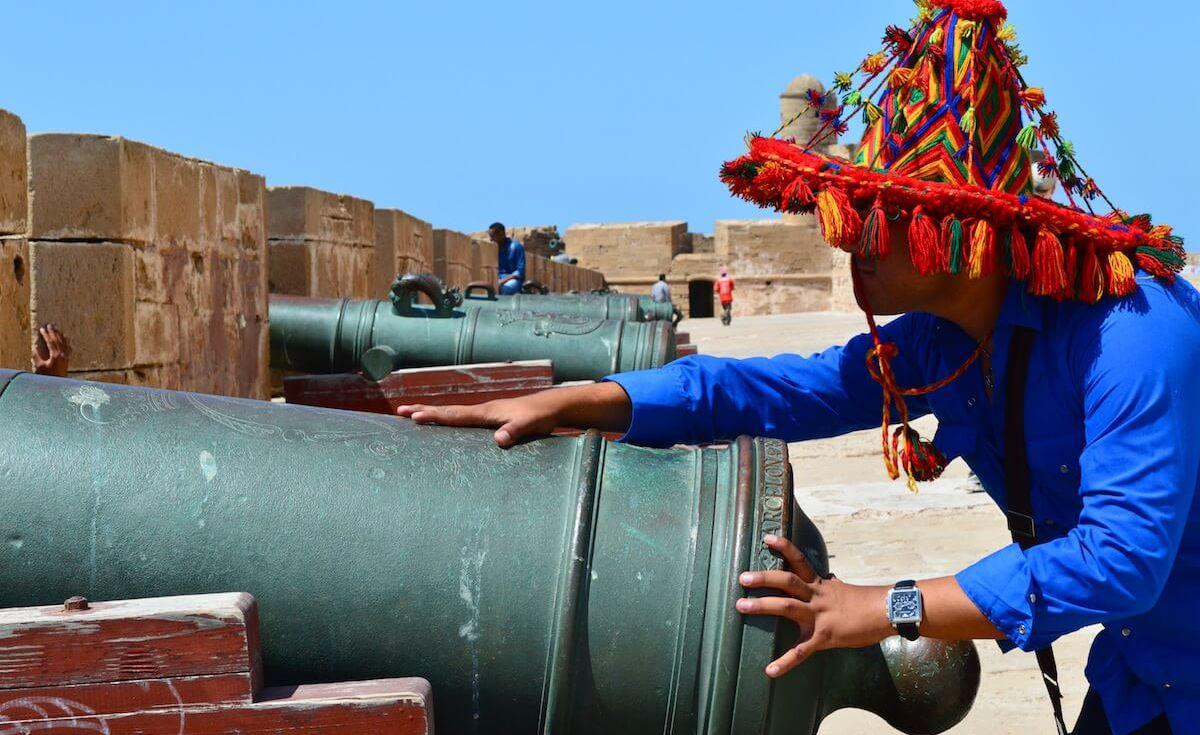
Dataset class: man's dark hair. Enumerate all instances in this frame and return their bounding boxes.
[658,274,666,281]
[489,222,505,233]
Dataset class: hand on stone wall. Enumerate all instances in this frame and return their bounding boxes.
[32,323,71,377]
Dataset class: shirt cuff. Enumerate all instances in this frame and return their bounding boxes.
[956,543,1043,652]
[603,368,691,448]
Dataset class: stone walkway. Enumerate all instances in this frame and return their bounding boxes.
[679,312,1097,735]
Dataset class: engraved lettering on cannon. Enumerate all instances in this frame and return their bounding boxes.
[756,439,788,571]
[495,311,605,337]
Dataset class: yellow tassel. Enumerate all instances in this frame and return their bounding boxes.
[997,23,1018,42]
[967,220,996,278]
[815,188,863,248]
[929,25,945,47]
[1106,251,1137,297]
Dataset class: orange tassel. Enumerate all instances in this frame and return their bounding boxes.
[908,206,941,275]
[967,220,996,278]
[890,67,917,90]
[1106,251,1137,297]
[1029,229,1067,297]
[859,197,890,260]
[1008,225,1030,279]
[1078,245,1104,303]
[816,187,863,248]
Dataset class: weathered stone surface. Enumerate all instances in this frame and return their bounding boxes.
[28,135,154,244]
[714,219,834,276]
[728,275,833,316]
[433,229,475,289]
[30,241,135,371]
[472,238,498,284]
[134,301,180,366]
[829,249,857,311]
[0,238,31,370]
[155,149,202,248]
[565,221,688,279]
[237,171,268,255]
[0,111,27,236]
[686,232,714,254]
[374,209,434,294]
[268,241,314,296]
[267,187,374,248]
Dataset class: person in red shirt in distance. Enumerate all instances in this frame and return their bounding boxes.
[714,268,735,325]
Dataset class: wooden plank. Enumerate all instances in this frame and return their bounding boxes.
[676,344,698,358]
[0,593,259,690]
[283,360,555,414]
[0,677,433,734]
[0,672,253,715]
[675,331,690,344]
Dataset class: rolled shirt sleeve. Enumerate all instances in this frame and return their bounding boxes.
[957,284,1200,651]
[606,313,934,447]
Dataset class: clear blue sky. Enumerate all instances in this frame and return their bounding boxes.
[7,1,1197,247]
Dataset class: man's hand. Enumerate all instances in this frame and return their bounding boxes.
[737,534,893,678]
[397,382,633,447]
[398,394,561,448]
[32,323,71,378]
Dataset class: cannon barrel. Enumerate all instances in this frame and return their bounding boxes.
[637,295,676,322]
[0,371,979,734]
[269,278,675,382]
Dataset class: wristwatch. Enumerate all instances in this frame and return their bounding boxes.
[886,580,923,641]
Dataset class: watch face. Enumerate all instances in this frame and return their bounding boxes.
[889,589,922,624]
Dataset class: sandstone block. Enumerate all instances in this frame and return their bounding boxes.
[237,171,268,256]
[565,221,688,279]
[134,301,180,366]
[0,238,31,370]
[433,229,475,289]
[374,209,434,294]
[268,241,314,296]
[28,135,154,244]
[154,150,202,248]
[30,241,135,371]
[133,249,169,304]
[267,187,374,247]
[0,111,27,236]
[714,219,833,276]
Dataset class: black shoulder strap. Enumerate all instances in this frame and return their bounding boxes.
[1004,326,1068,735]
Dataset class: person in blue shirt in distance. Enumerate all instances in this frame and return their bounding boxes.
[488,222,526,296]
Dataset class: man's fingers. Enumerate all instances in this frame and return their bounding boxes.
[766,639,820,678]
[735,595,813,624]
[395,404,427,419]
[739,570,811,600]
[763,534,818,583]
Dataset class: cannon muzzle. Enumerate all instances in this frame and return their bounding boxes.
[0,370,978,734]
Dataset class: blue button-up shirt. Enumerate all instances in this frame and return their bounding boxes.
[608,276,1200,734]
[498,238,526,283]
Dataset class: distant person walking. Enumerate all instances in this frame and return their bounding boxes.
[650,274,671,303]
[714,269,734,326]
[489,222,526,295]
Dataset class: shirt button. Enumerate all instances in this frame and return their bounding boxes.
[1028,593,1037,603]
[967,397,977,407]
[1018,624,1027,636]
[1122,628,1132,637]
[1059,465,1070,474]
[1164,683,1172,690]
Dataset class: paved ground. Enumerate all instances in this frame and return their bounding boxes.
[679,312,1097,735]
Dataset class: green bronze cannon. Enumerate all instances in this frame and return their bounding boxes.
[0,370,979,734]
[271,274,676,382]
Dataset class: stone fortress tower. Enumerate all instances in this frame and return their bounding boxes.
[561,74,859,318]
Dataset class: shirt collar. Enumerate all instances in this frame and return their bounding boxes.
[995,280,1045,332]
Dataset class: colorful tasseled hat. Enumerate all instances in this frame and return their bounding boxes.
[721,0,1185,301]
[721,0,1187,491]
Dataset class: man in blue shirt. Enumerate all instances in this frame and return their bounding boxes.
[401,2,1196,731]
[488,222,526,295]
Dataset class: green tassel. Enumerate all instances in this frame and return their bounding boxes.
[843,90,863,107]
[1136,244,1185,269]
[863,102,883,125]
[959,107,976,136]
[1056,140,1076,159]
[1017,123,1037,149]
[947,220,965,274]
[833,71,854,92]
[892,109,909,136]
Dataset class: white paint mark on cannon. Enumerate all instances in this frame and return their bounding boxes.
[199,451,217,483]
